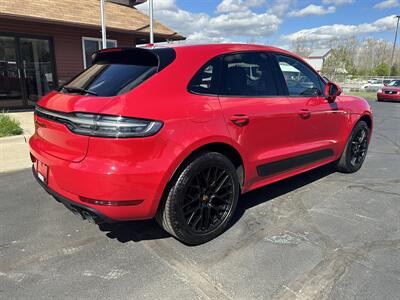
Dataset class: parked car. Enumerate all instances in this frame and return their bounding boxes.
[377,79,400,102]
[30,44,373,245]
[361,79,383,92]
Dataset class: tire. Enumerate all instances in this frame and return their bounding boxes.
[335,120,370,173]
[156,152,240,245]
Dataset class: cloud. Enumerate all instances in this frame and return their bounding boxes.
[267,0,295,17]
[288,4,336,17]
[322,0,354,5]
[136,0,280,43]
[374,0,399,9]
[217,0,265,13]
[282,15,398,42]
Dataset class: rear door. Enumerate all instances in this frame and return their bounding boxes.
[218,52,296,186]
[272,53,347,159]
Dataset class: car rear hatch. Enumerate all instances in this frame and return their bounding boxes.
[33,47,174,162]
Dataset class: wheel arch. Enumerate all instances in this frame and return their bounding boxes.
[152,141,245,219]
[170,142,245,189]
[359,113,372,129]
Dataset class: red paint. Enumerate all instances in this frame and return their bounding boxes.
[377,86,400,101]
[29,44,373,222]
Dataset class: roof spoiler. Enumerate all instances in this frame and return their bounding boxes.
[91,47,176,72]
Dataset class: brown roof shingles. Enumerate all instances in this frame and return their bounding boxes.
[0,0,184,40]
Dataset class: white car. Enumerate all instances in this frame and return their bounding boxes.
[361,79,384,92]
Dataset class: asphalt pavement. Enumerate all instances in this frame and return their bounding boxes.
[1,100,399,299]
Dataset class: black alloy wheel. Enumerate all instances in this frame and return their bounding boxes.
[182,166,234,234]
[335,120,370,173]
[349,126,369,168]
[156,152,239,245]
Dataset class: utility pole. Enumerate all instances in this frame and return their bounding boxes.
[100,0,107,49]
[149,0,154,44]
[390,15,400,76]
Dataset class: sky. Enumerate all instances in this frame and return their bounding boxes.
[136,0,400,48]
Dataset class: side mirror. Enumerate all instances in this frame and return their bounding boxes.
[325,82,342,101]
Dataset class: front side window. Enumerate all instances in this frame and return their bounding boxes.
[275,54,322,96]
[221,52,277,96]
[82,38,117,68]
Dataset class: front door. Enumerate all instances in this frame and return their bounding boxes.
[273,53,347,158]
[218,52,296,187]
[0,34,56,109]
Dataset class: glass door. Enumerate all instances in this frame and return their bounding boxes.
[0,36,24,109]
[19,37,56,106]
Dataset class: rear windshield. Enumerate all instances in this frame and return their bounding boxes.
[63,63,157,96]
[60,48,175,97]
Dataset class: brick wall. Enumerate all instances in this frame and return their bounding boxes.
[0,18,136,83]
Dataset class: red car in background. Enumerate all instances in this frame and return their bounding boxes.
[377,80,400,101]
[30,44,372,245]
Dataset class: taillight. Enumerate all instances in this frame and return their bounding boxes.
[35,106,163,138]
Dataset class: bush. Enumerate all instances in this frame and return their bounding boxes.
[0,112,23,137]
[373,63,390,76]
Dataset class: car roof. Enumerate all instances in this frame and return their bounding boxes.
[147,43,298,58]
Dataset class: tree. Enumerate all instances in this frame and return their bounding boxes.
[374,63,390,76]
[391,64,400,76]
[321,47,356,79]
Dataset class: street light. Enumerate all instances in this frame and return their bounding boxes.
[100,1,152,49]
[390,15,400,76]
[100,0,107,49]
[149,0,154,44]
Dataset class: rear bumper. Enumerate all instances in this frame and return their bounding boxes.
[32,166,115,224]
[29,131,184,221]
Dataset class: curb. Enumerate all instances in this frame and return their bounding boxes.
[0,134,29,144]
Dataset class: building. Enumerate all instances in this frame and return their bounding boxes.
[0,0,184,109]
[304,48,332,73]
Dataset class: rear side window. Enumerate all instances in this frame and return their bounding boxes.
[274,54,323,96]
[188,57,221,95]
[221,52,277,97]
[61,48,175,97]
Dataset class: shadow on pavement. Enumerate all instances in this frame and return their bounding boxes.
[99,164,335,244]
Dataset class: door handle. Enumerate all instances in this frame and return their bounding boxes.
[230,114,249,126]
[298,109,311,119]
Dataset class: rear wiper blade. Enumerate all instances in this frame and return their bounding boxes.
[62,85,97,96]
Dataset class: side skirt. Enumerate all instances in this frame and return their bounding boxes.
[257,149,334,177]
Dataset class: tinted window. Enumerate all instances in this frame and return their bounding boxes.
[388,80,400,86]
[63,63,157,97]
[188,57,221,95]
[275,54,322,96]
[61,48,176,97]
[221,52,277,96]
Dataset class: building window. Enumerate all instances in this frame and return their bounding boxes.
[82,37,117,68]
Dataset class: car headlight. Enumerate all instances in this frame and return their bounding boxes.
[377,89,382,93]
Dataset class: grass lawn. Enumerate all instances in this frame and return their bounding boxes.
[342,91,377,101]
[0,113,23,137]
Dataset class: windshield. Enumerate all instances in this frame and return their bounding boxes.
[62,63,157,97]
[388,80,400,87]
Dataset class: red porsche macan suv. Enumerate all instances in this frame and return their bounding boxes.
[30,44,372,245]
